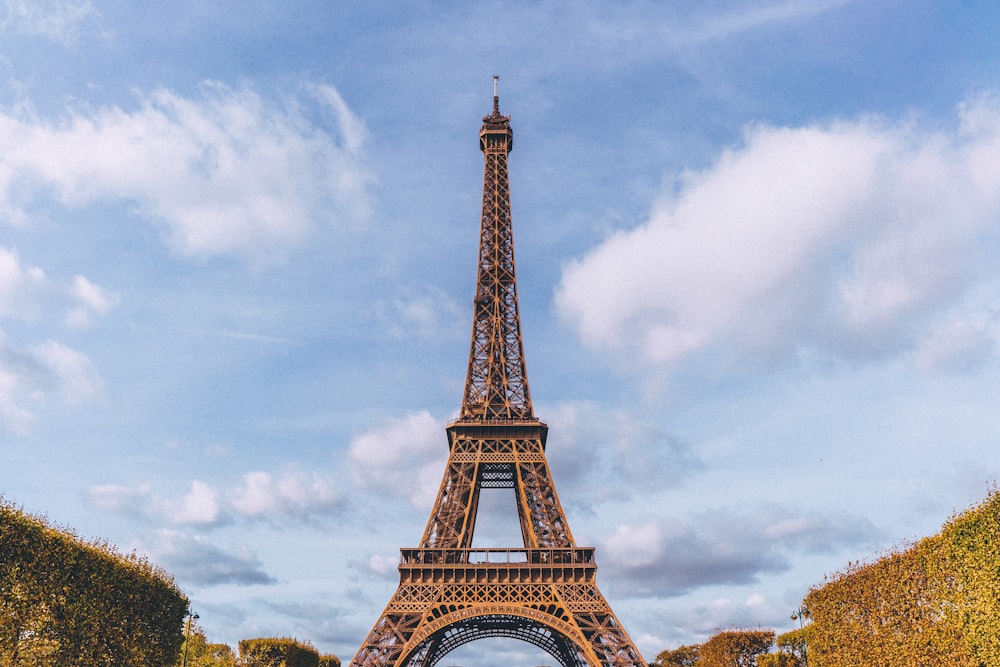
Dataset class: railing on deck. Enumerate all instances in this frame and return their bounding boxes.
[399,547,595,566]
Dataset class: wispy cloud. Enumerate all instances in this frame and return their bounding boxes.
[0,330,101,432]
[377,286,465,342]
[86,469,344,528]
[140,529,275,587]
[0,247,115,431]
[0,247,45,318]
[599,508,881,596]
[557,94,1000,373]
[0,0,97,43]
[0,82,372,262]
[348,410,447,509]
[230,470,341,524]
[66,275,117,328]
[543,401,702,510]
[678,0,855,45]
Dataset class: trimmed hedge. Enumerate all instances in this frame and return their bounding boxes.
[238,637,319,667]
[1,497,188,666]
[804,489,1000,667]
[696,629,774,667]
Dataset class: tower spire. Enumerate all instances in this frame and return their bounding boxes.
[461,79,531,421]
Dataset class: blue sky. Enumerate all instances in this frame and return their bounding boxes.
[3,1,1000,663]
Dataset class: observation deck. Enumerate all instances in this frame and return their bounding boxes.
[398,548,597,585]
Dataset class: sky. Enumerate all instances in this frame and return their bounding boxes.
[3,0,1000,664]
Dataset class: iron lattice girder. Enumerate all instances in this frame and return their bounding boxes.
[350,92,647,667]
[419,422,573,550]
[353,567,645,667]
[462,104,532,423]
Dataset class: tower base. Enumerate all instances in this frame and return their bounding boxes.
[351,548,646,667]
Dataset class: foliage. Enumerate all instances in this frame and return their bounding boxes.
[174,621,237,666]
[207,643,238,667]
[317,654,341,667]
[237,637,320,667]
[178,621,207,666]
[0,497,188,667]
[930,488,1000,665]
[756,652,797,667]
[655,644,700,666]
[176,627,336,667]
[696,628,774,667]
[804,488,1000,667]
[774,625,811,666]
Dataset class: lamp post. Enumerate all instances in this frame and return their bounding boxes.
[790,605,809,667]
[182,610,199,667]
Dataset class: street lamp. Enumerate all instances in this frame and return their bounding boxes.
[790,605,809,667]
[182,610,199,667]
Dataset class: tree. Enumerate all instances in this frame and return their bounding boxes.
[697,629,774,667]
[654,644,700,666]
[173,621,237,666]
[756,653,797,667]
[237,637,319,667]
[178,620,208,666]
[774,626,811,667]
[205,643,237,667]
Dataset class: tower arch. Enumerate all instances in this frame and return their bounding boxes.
[399,608,591,667]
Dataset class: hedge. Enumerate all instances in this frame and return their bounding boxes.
[804,489,1000,667]
[238,637,319,667]
[1,497,188,666]
[696,629,774,667]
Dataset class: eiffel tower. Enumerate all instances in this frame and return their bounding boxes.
[350,79,647,667]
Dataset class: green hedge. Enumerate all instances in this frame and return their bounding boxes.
[1,497,188,666]
[696,629,774,667]
[804,489,1000,667]
[238,637,320,667]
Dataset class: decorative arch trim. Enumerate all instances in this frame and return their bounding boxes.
[400,605,596,667]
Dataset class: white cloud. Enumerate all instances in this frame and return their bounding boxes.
[66,274,116,327]
[0,331,101,432]
[171,479,224,526]
[556,95,1000,371]
[367,554,399,577]
[230,470,341,522]
[30,340,100,401]
[380,287,465,341]
[0,361,31,433]
[87,469,343,528]
[348,411,447,508]
[86,482,153,514]
[598,508,881,596]
[674,0,855,46]
[0,82,372,262]
[914,310,998,373]
[0,249,110,430]
[0,0,96,43]
[543,401,701,509]
[140,529,275,587]
[0,247,45,318]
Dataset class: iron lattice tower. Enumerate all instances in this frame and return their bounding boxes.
[351,80,647,667]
